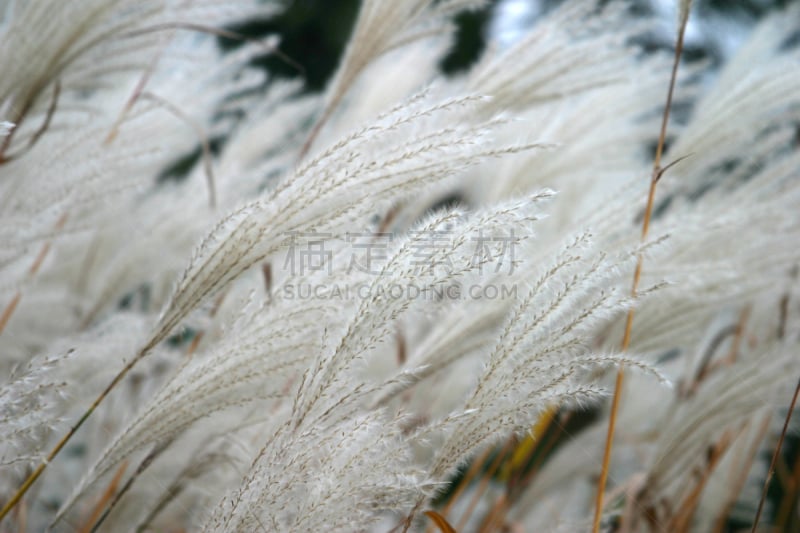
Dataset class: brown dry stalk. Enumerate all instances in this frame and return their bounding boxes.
[726,306,750,364]
[504,406,557,480]
[141,91,217,209]
[78,461,128,533]
[9,498,27,533]
[592,8,691,532]
[104,48,162,145]
[425,510,458,533]
[73,296,226,528]
[670,428,737,533]
[396,328,407,366]
[1,79,61,163]
[0,212,69,335]
[2,197,199,523]
[477,492,509,533]
[773,453,792,494]
[752,375,800,532]
[104,25,284,146]
[298,108,333,162]
[482,411,573,532]
[455,435,517,532]
[0,86,38,164]
[184,289,228,358]
[421,437,516,533]
[76,292,226,528]
[432,446,493,532]
[775,441,800,531]
[88,443,169,533]
[185,330,206,359]
[0,347,148,522]
[777,293,789,340]
[712,414,771,533]
[688,306,750,397]
[120,23,295,73]
[0,292,21,336]
[507,411,571,500]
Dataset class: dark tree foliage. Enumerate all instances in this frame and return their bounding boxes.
[222,0,793,94]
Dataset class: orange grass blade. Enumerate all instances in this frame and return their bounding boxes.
[425,510,458,533]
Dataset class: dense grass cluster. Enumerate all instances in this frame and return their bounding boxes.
[1,1,799,531]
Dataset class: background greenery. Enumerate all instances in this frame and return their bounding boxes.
[224,0,797,92]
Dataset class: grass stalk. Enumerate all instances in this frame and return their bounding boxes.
[752,375,800,532]
[0,213,68,335]
[591,7,690,532]
[0,346,149,522]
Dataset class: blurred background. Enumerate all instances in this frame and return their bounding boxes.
[224,0,798,93]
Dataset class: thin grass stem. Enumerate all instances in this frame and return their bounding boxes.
[592,7,691,532]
